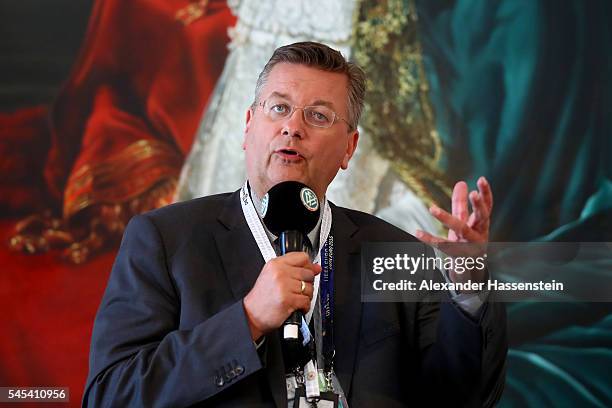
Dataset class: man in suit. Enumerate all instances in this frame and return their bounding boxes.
[84,42,507,407]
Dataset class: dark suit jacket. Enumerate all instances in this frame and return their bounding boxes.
[83,190,507,407]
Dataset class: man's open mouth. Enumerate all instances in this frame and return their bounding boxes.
[275,148,303,160]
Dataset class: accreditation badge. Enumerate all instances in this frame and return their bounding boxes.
[293,387,339,408]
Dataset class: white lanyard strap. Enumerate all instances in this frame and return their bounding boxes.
[240,182,276,262]
[240,181,331,323]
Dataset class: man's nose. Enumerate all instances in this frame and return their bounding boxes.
[281,108,305,138]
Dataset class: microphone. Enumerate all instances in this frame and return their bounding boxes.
[262,181,320,341]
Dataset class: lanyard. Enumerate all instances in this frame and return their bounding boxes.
[240,181,336,401]
[240,181,332,323]
[319,235,335,374]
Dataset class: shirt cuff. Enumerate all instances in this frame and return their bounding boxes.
[452,290,490,317]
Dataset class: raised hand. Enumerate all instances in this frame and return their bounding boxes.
[415,177,493,283]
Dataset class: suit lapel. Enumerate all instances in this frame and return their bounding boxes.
[215,190,286,408]
[215,190,264,299]
[329,204,362,400]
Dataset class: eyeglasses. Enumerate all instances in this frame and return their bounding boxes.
[259,97,350,129]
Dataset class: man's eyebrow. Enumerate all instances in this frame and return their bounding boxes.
[310,99,336,109]
[268,92,336,110]
[268,91,291,100]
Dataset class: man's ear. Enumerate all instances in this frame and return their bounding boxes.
[243,107,254,150]
[341,129,359,170]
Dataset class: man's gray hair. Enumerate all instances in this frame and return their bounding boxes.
[253,42,366,131]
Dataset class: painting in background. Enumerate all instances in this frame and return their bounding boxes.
[1,0,610,406]
[0,0,235,404]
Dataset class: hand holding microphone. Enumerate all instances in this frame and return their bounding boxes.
[243,252,320,341]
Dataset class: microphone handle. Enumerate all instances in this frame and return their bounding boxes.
[280,231,305,341]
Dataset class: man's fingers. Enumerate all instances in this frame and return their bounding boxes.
[290,279,314,298]
[297,295,312,313]
[310,263,322,275]
[282,255,321,276]
[467,212,477,228]
[280,251,311,266]
[452,181,469,222]
[469,191,490,229]
[415,229,449,245]
[286,265,317,282]
[429,205,481,241]
[477,176,493,211]
[298,263,322,279]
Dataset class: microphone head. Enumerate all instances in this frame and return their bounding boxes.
[261,181,321,235]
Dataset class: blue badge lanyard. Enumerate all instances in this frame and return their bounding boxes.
[320,235,335,374]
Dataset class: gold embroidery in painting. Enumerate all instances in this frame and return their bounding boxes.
[63,139,182,218]
[353,0,451,208]
[175,0,209,26]
[10,139,182,264]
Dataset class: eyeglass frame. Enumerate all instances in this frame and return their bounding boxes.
[257,98,352,130]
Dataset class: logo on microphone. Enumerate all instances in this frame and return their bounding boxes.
[300,187,319,212]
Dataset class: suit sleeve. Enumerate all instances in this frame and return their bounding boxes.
[415,271,507,406]
[83,215,263,407]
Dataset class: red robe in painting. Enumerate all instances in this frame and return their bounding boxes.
[0,1,236,404]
